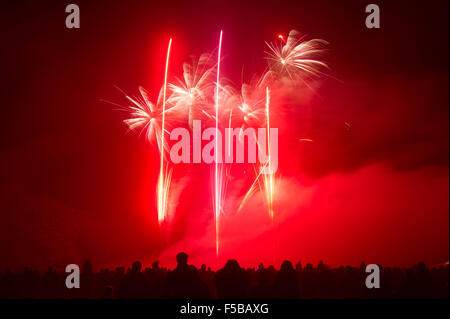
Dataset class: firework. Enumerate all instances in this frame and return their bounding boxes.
[168,53,216,127]
[117,29,330,254]
[265,29,329,82]
[121,87,166,152]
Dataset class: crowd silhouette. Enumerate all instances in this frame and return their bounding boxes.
[0,253,448,299]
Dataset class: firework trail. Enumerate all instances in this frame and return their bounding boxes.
[263,86,275,219]
[157,38,173,224]
[215,30,223,256]
[237,164,263,213]
[238,87,276,218]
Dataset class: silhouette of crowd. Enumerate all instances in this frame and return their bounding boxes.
[0,253,448,299]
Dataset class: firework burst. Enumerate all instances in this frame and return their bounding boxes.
[122,86,168,152]
[265,29,329,82]
[168,53,216,127]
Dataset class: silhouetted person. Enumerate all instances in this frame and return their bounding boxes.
[40,267,59,298]
[143,260,165,298]
[415,262,432,298]
[102,285,113,299]
[118,261,150,298]
[80,259,94,298]
[274,261,299,298]
[165,252,209,298]
[0,253,447,299]
[251,268,273,298]
[215,260,250,298]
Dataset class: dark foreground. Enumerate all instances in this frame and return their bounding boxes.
[1,252,448,299]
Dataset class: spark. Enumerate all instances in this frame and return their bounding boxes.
[157,38,173,224]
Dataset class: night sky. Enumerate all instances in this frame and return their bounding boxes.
[1,0,448,270]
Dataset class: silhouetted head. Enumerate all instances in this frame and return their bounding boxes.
[131,261,142,273]
[257,269,269,284]
[116,266,125,275]
[83,260,93,275]
[360,261,366,271]
[176,252,188,267]
[152,261,160,270]
[280,260,294,272]
[224,259,241,271]
[417,262,428,274]
[318,260,324,269]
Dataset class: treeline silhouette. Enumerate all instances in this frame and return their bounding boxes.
[0,252,448,299]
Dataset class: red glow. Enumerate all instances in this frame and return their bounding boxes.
[1,1,448,272]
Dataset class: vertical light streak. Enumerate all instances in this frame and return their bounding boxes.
[228,108,233,158]
[215,30,223,256]
[157,38,173,224]
[265,86,274,219]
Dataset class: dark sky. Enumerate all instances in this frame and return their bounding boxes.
[0,0,448,270]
